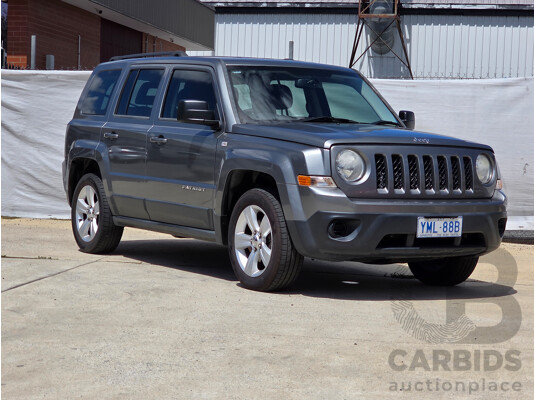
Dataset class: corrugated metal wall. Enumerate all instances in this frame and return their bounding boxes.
[189,13,534,78]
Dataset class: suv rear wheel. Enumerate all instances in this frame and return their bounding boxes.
[228,189,303,291]
[408,256,479,286]
[71,173,123,253]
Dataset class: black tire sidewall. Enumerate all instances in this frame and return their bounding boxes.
[409,256,478,286]
[228,189,285,291]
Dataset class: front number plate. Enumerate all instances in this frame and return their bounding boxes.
[417,217,463,238]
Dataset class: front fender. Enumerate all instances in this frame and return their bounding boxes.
[214,134,331,241]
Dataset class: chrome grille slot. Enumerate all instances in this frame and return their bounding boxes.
[408,155,419,191]
[392,155,404,191]
[451,157,461,191]
[423,155,434,191]
[375,154,387,190]
[463,157,473,191]
[437,156,448,191]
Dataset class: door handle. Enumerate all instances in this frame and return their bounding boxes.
[150,135,168,145]
[103,132,119,140]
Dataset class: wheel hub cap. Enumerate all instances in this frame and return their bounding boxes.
[234,205,273,278]
[75,185,100,242]
[251,232,262,250]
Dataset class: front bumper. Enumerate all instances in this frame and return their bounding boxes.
[282,185,507,263]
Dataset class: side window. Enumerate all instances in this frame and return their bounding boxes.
[81,69,121,115]
[116,69,164,117]
[161,69,217,119]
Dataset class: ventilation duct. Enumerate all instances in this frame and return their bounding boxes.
[368,0,396,55]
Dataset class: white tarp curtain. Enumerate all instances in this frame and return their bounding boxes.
[2,71,91,219]
[371,78,534,230]
[1,70,533,230]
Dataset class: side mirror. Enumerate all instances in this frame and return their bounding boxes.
[177,100,221,129]
[399,110,415,130]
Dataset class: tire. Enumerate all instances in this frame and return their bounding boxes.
[71,173,123,254]
[408,256,479,286]
[228,189,303,291]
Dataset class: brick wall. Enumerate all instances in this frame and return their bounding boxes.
[6,0,30,67]
[6,0,186,70]
[6,55,27,69]
[7,0,100,69]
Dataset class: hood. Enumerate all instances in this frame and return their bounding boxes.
[231,122,492,151]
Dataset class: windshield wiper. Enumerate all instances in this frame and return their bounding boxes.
[299,116,361,124]
[368,120,402,127]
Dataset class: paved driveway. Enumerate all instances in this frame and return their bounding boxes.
[2,218,533,399]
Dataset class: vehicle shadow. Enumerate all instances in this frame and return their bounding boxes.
[114,239,236,282]
[112,239,517,302]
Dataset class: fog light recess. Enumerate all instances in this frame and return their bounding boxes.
[328,219,361,240]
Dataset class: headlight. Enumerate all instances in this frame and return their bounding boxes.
[336,150,365,182]
[476,154,493,184]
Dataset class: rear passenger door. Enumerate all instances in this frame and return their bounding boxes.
[75,68,122,158]
[103,67,165,219]
[145,67,222,230]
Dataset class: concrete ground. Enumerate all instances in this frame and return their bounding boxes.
[2,218,533,399]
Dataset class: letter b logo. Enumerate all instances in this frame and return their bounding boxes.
[391,248,521,344]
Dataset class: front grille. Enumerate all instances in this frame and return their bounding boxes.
[374,153,474,196]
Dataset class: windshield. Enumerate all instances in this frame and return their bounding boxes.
[227,66,399,125]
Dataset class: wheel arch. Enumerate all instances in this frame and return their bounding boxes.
[68,158,102,206]
[218,169,280,246]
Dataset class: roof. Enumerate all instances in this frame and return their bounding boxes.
[201,0,534,8]
[402,0,533,6]
[98,54,354,72]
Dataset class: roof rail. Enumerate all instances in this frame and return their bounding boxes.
[109,51,188,62]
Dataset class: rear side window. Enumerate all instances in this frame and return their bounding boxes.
[161,70,217,119]
[116,69,164,117]
[81,69,121,115]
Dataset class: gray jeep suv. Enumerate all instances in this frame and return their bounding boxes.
[63,52,507,291]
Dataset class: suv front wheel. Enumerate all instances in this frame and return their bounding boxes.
[71,173,123,254]
[228,189,303,291]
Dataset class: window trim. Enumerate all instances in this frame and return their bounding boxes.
[157,65,223,124]
[79,68,122,117]
[113,66,167,120]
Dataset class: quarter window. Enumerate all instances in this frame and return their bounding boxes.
[81,69,121,115]
[116,69,164,117]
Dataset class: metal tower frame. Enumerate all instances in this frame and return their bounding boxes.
[349,0,414,79]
